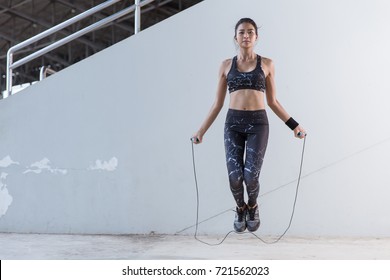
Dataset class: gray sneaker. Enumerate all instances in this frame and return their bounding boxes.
[234,205,247,232]
[246,204,260,232]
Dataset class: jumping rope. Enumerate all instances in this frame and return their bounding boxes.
[190,134,307,246]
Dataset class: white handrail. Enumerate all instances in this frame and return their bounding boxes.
[135,0,141,34]
[4,0,155,99]
[39,66,56,81]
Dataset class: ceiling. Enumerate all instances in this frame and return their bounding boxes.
[0,0,202,93]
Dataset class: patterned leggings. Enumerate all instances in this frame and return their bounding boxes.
[224,109,269,207]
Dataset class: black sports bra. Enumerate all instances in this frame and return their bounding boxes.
[226,55,266,94]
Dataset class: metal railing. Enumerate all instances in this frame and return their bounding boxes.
[4,0,155,99]
[39,66,57,81]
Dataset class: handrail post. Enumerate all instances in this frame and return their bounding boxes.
[135,0,141,34]
[5,50,13,99]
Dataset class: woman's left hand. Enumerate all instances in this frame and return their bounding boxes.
[294,125,306,139]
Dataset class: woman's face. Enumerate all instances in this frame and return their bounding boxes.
[235,22,258,48]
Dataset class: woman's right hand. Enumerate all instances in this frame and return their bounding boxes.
[191,133,203,144]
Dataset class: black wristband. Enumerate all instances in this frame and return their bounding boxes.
[285,117,299,130]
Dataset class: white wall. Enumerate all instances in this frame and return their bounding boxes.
[1,0,390,237]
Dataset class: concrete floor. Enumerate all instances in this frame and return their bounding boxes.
[1,232,390,260]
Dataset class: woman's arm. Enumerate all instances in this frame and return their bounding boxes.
[264,58,306,138]
[192,60,229,144]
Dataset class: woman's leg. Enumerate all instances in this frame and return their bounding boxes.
[243,128,269,207]
[224,128,246,207]
[243,125,269,232]
[224,126,248,232]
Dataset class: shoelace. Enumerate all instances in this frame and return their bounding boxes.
[247,205,257,220]
[236,207,246,222]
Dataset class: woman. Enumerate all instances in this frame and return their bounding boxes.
[192,18,306,233]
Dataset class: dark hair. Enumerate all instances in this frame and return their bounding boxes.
[234,18,258,38]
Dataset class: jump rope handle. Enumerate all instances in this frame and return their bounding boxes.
[190,137,200,143]
[297,131,307,137]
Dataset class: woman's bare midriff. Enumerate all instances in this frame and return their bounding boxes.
[229,89,266,111]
